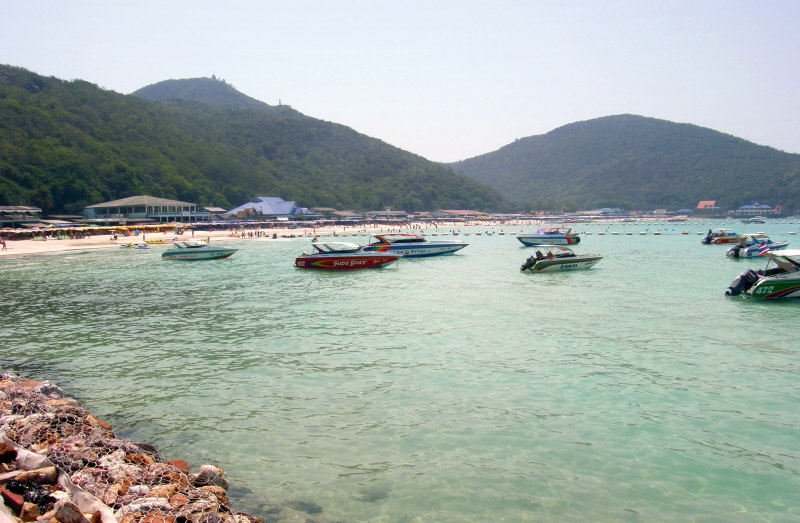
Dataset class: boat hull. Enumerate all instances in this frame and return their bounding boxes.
[162,248,237,260]
[517,235,580,246]
[748,277,800,299]
[295,254,400,270]
[522,255,602,272]
[710,237,740,244]
[727,242,790,258]
[360,243,466,257]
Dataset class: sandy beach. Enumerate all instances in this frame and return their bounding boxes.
[0,221,528,258]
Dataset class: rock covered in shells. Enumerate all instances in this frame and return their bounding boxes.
[0,372,274,523]
[191,464,230,489]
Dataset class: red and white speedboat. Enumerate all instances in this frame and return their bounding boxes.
[294,242,401,270]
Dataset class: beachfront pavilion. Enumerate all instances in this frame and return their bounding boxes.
[0,205,42,227]
[83,196,210,224]
[224,197,313,221]
[734,202,775,216]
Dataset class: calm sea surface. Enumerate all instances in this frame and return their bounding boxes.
[2,221,799,522]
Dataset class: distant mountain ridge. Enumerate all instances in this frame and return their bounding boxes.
[0,65,509,214]
[5,64,798,215]
[450,115,800,211]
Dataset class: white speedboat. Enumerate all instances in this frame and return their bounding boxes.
[519,245,602,272]
[517,227,580,246]
[295,242,401,270]
[725,233,789,258]
[726,249,800,299]
[162,240,237,261]
[359,234,467,257]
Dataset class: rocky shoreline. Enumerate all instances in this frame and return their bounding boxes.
[0,372,327,523]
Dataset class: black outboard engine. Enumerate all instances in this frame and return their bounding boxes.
[701,230,713,244]
[726,269,760,296]
[520,256,537,271]
[727,245,741,258]
[574,236,581,244]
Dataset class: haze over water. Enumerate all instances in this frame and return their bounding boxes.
[2,221,799,522]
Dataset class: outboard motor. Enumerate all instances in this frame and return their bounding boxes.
[701,230,713,244]
[726,245,741,258]
[725,269,760,296]
[520,256,537,271]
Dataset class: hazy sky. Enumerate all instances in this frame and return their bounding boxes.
[4,1,799,162]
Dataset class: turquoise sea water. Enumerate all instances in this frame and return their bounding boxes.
[2,221,799,522]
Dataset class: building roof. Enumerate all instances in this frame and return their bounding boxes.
[85,195,197,208]
[697,200,718,209]
[225,197,305,217]
[586,208,625,214]
[436,209,489,216]
[0,205,41,213]
[739,202,771,210]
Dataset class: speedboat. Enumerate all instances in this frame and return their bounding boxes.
[295,242,401,270]
[517,227,580,246]
[741,216,767,224]
[119,243,150,249]
[701,228,739,244]
[725,233,789,258]
[359,234,467,257]
[726,249,800,299]
[519,245,602,272]
[161,240,237,260]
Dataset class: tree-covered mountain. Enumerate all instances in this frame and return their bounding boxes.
[449,115,800,212]
[133,77,276,112]
[0,65,510,215]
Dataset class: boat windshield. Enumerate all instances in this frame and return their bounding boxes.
[533,245,576,257]
[174,240,208,249]
[370,234,424,245]
[313,242,361,253]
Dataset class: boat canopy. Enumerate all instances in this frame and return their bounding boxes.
[537,227,573,234]
[534,245,574,253]
[768,250,800,272]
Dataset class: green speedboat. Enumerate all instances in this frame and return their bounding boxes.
[162,240,238,261]
[726,249,800,299]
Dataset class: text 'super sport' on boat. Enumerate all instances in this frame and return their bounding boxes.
[295,242,401,270]
[726,249,800,299]
[161,240,238,261]
[359,234,468,257]
[517,227,580,246]
[519,245,603,272]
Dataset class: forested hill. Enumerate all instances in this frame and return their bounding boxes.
[132,77,279,112]
[0,65,509,214]
[449,115,800,211]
